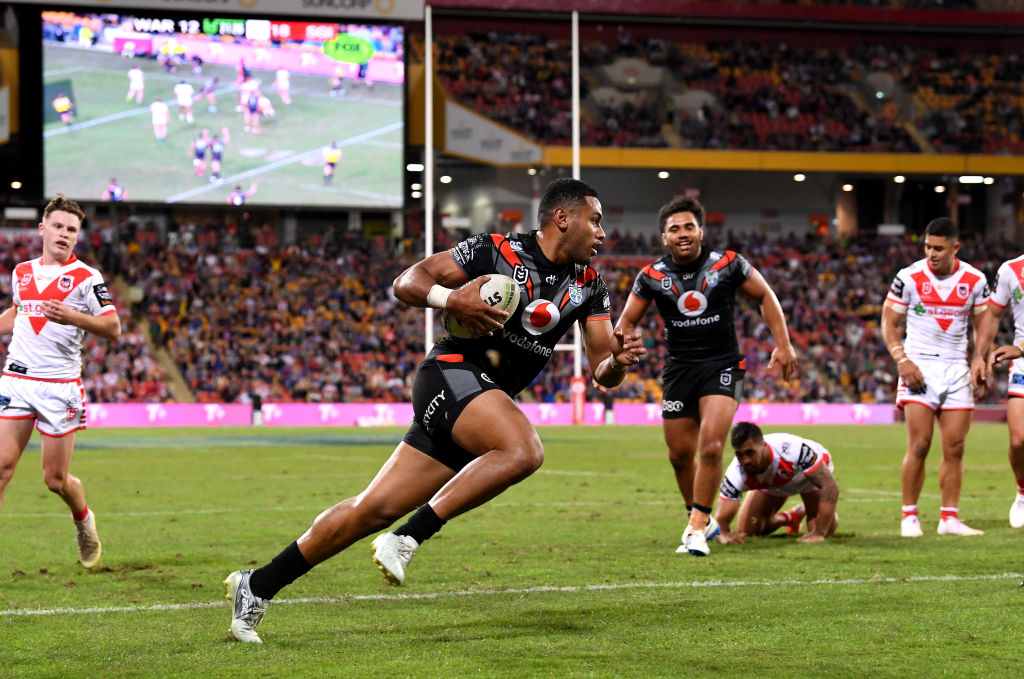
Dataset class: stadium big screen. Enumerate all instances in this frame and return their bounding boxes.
[41,9,405,208]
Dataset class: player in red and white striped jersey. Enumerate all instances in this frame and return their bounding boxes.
[0,195,122,568]
[974,252,1024,527]
[881,218,990,538]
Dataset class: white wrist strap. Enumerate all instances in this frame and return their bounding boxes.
[426,284,453,309]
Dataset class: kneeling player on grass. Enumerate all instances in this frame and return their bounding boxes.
[714,422,839,545]
[223,178,646,643]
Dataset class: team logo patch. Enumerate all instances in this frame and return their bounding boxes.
[956,283,969,299]
[568,284,583,306]
[20,273,32,288]
[661,277,672,291]
[521,299,560,335]
[922,281,932,295]
[0,394,10,409]
[513,264,529,285]
[509,240,523,252]
[1012,374,1024,385]
[705,270,719,288]
[58,275,74,292]
[677,290,708,317]
[662,400,684,413]
[720,371,732,386]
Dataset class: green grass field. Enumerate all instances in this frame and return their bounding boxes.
[43,43,403,207]
[2,424,1022,678]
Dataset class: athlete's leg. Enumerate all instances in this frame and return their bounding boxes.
[735,492,786,536]
[296,443,456,565]
[688,394,739,531]
[40,432,86,514]
[0,418,35,513]
[1007,398,1024,490]
[429,389,544,520]
[935,408,973,509]
[900,403,935,506]
[800,490,837,536]
[663,416,699,508]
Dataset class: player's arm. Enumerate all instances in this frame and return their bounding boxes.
[971,302,1003,397]
[738,268,797,380]
[881,301,924,392]
[989,298,1024,364]
[42,301,121,341]
[581,319,645,388]
[393,252,507,336]
[714,498,744,545]
[798,464,839,543]
[0,305,15,336]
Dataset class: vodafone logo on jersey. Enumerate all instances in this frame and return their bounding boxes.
[677,290,708,317]
[521,299,560,335]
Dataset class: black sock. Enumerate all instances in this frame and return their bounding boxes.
[248,541,313,600]
[393,504,446,544]
[686,504,693,514]
[692,503,713,516]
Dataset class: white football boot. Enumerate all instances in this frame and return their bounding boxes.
[937,517,984,536]
[900,514,924,538]
[1010,495,1024,528]
[74,510,102,568]
[224,570,267,643]
[371,532,419,586]
[675,517,719,554]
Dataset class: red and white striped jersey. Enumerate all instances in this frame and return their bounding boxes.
[720,432,833,500]
[990,254,1024,346]
[5,255,117,379]
[885,258,989,361]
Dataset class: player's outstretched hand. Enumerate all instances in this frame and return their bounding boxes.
[609,327,645,367]
[767,344,798,381]
[42,300,79,326]
[447,275,510,338]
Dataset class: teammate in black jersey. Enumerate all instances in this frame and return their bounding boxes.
[222,178,645,644]
[616,195,797,557]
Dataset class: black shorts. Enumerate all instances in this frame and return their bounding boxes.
[402,353,502,471]
[661,358,745,420]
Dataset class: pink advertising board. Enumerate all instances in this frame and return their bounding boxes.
[87,403,253,427]
[259,402,607,427]
[612,402,895,426]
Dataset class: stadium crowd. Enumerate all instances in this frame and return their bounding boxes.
[433,27,1022,155]
[6,217,1015,408]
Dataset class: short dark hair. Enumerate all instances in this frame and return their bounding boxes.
[658,195,705,232]
[925,217,958,241]
[43,194,85,223]
[730,421,764,449]
[537,178,599,226]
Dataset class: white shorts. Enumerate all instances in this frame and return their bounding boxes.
[896,357,973,412]
[0,374,87,437]
[1009,358,1024,399]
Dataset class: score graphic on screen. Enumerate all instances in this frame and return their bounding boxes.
[41,10,405,208]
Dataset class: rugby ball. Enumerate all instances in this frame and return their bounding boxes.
[442,274,521,338]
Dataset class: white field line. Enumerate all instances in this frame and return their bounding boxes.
[3,572,1021,618]
[0,488,950,519]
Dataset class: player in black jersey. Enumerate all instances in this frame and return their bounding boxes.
[222,178,645,644]
[616,195,797,558]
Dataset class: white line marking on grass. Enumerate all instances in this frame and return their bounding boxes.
[4,572,1021,617]
[164,121,402,203]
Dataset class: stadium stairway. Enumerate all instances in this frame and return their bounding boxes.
[110,276,196,403]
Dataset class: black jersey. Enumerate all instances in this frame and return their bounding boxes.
[630,248,751,365]
[436,230,611,396]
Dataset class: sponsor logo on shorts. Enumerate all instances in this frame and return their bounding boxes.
[0,395,11,409]
[662,400,684,413]
[720,371,732,386]
[7,363,28,375]
[480,372,494,384]
[1012,374,1024,385]
[423,389,446,428]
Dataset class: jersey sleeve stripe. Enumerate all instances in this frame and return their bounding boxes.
[884,295,908,306]
[585,314,611,321]
[804,456,824,475]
